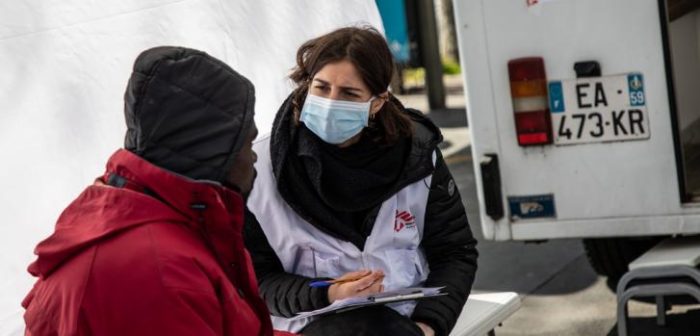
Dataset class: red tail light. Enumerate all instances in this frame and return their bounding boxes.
[508,57,552,146]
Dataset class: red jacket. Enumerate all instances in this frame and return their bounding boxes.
[23,149,277,336]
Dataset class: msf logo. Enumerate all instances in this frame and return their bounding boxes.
[394,210,416,232]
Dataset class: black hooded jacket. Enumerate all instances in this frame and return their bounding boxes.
[244,97,478,336]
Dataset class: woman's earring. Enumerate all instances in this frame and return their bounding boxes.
[370,113,376,120]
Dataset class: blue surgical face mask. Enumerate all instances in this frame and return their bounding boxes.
[300,93,374,144]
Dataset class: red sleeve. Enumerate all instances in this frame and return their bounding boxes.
[79,227,226,335]
[80,280,224,335]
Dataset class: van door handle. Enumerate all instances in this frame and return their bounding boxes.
[480,154,504,220]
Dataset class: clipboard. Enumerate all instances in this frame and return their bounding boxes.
[289,287,446,321]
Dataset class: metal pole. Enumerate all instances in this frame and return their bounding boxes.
[417,0,446,110]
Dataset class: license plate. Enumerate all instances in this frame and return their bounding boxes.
[548,73,650,145]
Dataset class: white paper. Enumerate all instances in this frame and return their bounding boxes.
[290,287,445,321]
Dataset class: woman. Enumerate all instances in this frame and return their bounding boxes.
[245,26,478,336]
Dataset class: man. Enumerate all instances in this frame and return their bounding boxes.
[22,46,274,335]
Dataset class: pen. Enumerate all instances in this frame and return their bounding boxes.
[309,272,384,288]
[368,291,425,304]
[309,276,367,288]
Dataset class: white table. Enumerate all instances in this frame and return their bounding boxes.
[450,292,521,336]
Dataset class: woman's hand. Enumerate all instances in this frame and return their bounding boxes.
[327,269,385,303]
[415,322,435,336]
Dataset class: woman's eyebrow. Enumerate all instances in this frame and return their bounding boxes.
[313,78,362,93]
[313,78,330,85]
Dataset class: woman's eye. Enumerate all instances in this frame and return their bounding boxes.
[315,86,330,91]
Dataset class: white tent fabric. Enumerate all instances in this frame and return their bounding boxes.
[0,1,382,333]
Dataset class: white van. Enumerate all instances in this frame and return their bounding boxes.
[454,0,700,280]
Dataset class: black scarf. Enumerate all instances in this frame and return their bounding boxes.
[270,97,410,247]
[315,131,409,212]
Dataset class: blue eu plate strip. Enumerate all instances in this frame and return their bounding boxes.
[548,81,565,113]
[627,73,645,106]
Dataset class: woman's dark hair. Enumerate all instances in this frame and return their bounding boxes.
[289,26,413,145]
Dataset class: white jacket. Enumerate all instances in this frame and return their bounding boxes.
[247,134,434,332]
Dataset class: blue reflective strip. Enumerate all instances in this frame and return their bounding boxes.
[548,81,565,113]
